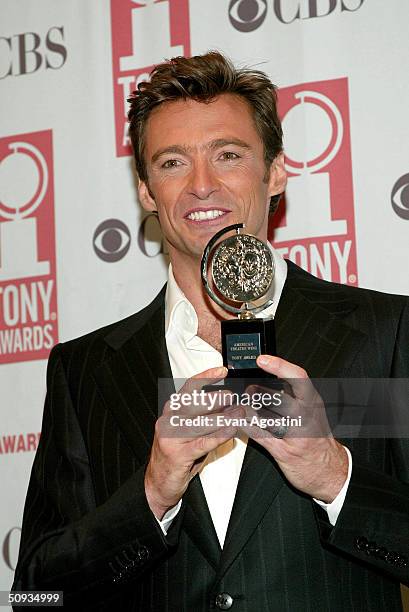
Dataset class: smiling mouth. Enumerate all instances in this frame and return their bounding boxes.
[185,209,229,222]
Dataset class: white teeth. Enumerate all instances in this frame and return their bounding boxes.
[187,210,225,221]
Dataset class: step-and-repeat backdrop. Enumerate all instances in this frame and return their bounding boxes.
[1,0,409,604]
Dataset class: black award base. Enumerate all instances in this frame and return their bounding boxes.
[221,316,276,378]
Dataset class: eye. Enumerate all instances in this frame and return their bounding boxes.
[220,151,240,161]
[391,173,409,220]
[229,0,268,32]
[162,159,182,169]
[93,219,131,262]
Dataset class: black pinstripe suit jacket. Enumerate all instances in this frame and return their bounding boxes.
[12,262,409,611]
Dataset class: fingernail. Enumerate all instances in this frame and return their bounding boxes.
[257,355,270,366]
[215,366,227,376]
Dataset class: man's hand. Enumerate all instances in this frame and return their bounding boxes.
[145,366,244,520]
[241,355,348,503]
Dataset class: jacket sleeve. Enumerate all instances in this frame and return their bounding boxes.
[315,300,409,586]
[12,344,184,609]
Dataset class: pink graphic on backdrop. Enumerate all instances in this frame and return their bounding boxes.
[270,78,358,285]
[111,0,191,157]
[0,130,58,363]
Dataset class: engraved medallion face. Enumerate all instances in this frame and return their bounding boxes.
[211,234,274,302]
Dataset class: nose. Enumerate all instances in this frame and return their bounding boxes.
[188,159,219,200]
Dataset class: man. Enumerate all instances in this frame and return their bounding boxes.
[13,52,409,611]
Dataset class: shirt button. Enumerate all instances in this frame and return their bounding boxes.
[215,592,234,610]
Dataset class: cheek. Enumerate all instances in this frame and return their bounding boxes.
[235,175,269,202]
[220,167,258,194]
[228,163,267,188]
[148,179,183,212]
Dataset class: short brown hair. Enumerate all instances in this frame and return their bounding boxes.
[128,51,283,212]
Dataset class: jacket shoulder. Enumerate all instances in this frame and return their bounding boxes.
[286,260,409,313]
[53,285,166,367]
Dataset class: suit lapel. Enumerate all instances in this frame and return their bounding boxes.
[215,261,368,580]
[183,476,222,569]
[216,440,285,580]
[92,288,174,463]
[92,287,222,567]
[274,261,367,377]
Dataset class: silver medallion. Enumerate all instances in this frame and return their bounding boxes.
[211,233,274,303]
[201,223,275,317]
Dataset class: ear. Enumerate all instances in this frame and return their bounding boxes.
[267,152,287,197]
[138,179,157,213]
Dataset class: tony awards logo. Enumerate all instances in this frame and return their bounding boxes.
[0,131,58,363]
[273,79,358,285]
[0,141,50,280]
[276,89,346,242]
[111,0,191,156]
[201,224,276,378]
[120,0,184,72]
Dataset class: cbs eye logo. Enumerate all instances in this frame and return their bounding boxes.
[391,173,409,220]
[93,219,131,262]
[229,0,268,32]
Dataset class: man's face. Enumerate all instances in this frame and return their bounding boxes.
[138,94,286,261]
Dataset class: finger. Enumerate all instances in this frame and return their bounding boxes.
[240,423,311,462]
[160,407,245,438]
[167,388,238,416]
[256,355,316,401]
[256,355,307,379]
[189,426,239,459]
[181,366,228,396]
[239,405,310,439]
[195,388,238,412]
[239,421,279,443]
[187,366,228,387]
[164,366,228,415]
[244,385,299,419]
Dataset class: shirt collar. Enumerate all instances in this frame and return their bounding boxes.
[165,266,198,341]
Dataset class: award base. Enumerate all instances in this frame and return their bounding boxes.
[221,317,276,378]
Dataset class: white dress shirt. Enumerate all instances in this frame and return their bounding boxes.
[160,248,351,545]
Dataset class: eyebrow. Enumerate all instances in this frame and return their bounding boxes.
[151,138,252,165]
[209,138,252,151]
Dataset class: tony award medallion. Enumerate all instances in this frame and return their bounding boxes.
[201,223,276,378]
